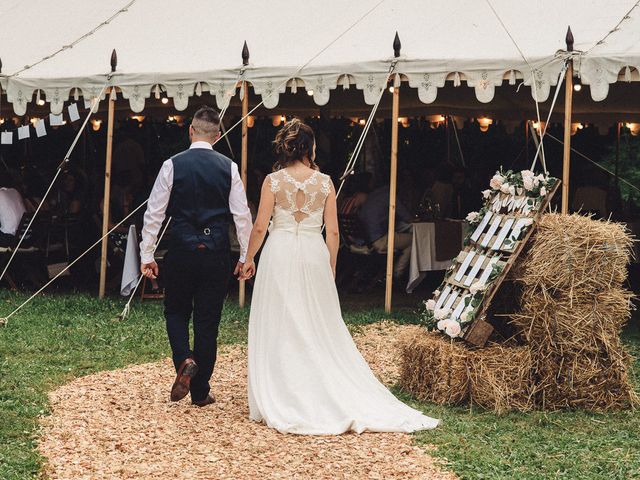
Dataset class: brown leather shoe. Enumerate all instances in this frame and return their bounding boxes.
[192,394,216,407]
[170,358,198,402]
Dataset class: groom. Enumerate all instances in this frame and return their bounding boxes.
[140,106,252,406]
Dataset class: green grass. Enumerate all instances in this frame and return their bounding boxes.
[0,291,639,479]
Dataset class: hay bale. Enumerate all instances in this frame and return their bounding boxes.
[518,213,633,293]
[535,350,639,411]
[512,288,633,355]
[467,344,534,414]
[398,330,469,405]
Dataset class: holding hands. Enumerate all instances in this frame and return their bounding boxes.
[239,259,256,281]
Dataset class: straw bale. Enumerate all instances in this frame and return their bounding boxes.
[534,350,639,411]
[467,344,534,413]
[517,213,633,293]
[399,331,469,405]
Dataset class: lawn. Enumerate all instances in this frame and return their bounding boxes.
[0,291,638,479]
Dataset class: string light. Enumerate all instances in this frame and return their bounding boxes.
[358,118,366,126]
[161,97,169,105]
[247,115,255,128]
[388,86,394,93]
[30,117,39,125]
[91,119,102,131]
[477,117,493,132]
[626,123,640,136]
[307,89,314,96]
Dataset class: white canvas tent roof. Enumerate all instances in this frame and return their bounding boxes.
[1,0,639,116]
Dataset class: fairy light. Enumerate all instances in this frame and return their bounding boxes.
[307,89,314,96]
[161,97,169,105]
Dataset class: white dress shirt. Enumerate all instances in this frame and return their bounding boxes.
[0,188,27,235]
[140,141,252,264]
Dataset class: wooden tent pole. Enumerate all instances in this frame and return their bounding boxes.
[239,41,250,308]
[385,33,401,314]
[99,96,115,298]
[99,50,118,298]
[561,27,574,214]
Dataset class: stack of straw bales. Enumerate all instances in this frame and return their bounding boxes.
[512,213,637,410]
[399,214,637,412]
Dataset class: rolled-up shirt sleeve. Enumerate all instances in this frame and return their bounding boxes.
[140,160,173,264]
[229,162,252,263]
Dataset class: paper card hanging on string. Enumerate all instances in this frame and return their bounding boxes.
[68,103,80,122]
[84,98,92,109]
[35,119,47,138]
[1,132,12,145]
[17,125,30,140]
[49,113,64,126]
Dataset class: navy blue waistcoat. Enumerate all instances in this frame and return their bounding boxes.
[167,147,232,253]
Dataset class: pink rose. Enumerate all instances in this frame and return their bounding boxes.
[426,299,436,311]
[445,320,462,338]
[437,319,449,331]
[489,174,504,190]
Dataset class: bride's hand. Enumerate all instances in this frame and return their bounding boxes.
[241,260,256,281]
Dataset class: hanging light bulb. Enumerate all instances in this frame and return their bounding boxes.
[161,97,169,105]
[247,115,255,128]
[388,86,394,93]
[30,117,39,125]
[306,89,314,96]
[272,115,282,127]
[573,77,582,92]
[91,119,102,131]
[477,117,493,132]
[358,118,366,126]
[626,123,640,136]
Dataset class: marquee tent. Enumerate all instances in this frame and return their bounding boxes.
[1,0,639,116]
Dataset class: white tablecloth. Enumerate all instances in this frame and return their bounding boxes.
[406,222,464,293]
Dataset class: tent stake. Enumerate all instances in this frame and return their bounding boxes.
[385,32,401,313]
[239,41,250,308]
[561,27,574,214]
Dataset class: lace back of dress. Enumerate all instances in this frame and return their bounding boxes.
[270,169,331,223]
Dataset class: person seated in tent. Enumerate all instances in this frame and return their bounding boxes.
[358,182,413,279]
[0,172,27,248]
[338,172,373,215]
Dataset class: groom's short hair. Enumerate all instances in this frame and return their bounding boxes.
[191,106,221,137]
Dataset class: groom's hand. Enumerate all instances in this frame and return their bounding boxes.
[141,261,159,279]
[233,261,244,278]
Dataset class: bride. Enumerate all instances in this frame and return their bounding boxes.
[240,119,440,435]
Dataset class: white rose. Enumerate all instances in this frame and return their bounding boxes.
[482,189,492,199]
[523,177,534,191]
[434,289,441,297]
[540,186,547,196]
[521,170,534,180]
[508,185,516,196]
[445,320,462,338]
[437,319,449,331]
[460,310,472,323]
[426,299,436,311]
[434,308,450,320]
[466,211,479,223]
[469,281,486,294]
[500,183,511,194]
[535,174,545,183]
[490,174,504,190]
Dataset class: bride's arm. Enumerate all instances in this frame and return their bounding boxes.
[241,178,275,279]
[324,182,340,278]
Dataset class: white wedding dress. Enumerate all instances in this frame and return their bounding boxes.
[247,168,440,435]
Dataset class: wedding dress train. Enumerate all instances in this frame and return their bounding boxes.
[247,169,440,435]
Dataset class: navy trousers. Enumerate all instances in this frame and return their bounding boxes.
[163,248,231,402]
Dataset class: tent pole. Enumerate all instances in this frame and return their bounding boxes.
[385,33,401,314]
[615,121,621,187]
[239,41,250,308]
[99,88,116,298]
[561,27,574,215]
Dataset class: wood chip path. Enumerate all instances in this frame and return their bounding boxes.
[39,322,455,479]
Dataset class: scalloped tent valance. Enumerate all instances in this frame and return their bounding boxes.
[1,0,639,116]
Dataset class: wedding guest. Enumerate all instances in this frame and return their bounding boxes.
[358,184,413,278]
[338,172,372,215]
[0,174,27,247]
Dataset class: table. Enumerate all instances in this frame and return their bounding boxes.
[406,221,465,293]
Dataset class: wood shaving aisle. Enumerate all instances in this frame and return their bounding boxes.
[38,322,455,479]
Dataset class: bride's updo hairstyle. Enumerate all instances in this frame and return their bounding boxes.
[273,118,318,171]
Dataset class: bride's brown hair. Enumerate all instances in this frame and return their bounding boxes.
[272,118,318,171]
